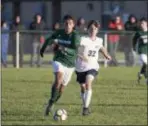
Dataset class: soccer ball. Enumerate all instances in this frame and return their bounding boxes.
[53,109,68,121]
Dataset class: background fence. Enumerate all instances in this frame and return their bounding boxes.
[1,30,140,68]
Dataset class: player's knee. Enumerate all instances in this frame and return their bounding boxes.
[81,84,86,93]
[60,84,65,93]
[85,80,93,90]
[54,80,62,89]
[86,75,94,90]
[86,84,92,90]
[55,72,63,88]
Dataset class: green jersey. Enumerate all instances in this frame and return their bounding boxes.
[41,29,80,67]
[133,30,148,54]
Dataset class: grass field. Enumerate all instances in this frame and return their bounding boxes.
[7,52,125,62]
[1,67,147,125]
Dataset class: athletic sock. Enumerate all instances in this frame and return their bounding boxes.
[55,90,62,102]
[81,92,85,107]
[84,89,92,108]
[49,85,60,104]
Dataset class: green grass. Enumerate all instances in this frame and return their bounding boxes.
[7,54,53,62]
[2,67,147,125]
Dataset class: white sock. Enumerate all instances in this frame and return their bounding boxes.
[84,89,92,108]
[81,92,85,107]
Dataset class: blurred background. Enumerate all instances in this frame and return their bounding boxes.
[1,0,148,68]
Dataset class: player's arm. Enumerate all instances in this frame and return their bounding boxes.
[100,46,112,60]
[133,32,140,51]
[40,31,59,57]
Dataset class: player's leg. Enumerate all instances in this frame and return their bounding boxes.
[83,69,98,115]
[80,84,86,107]
[45,61,64,116]
[54,66,74,102]
[141,54,148,83]
[138,54,147,83]
[138,64,146,83]
[75,71,87,108]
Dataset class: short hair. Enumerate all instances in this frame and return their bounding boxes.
[63,14,75,22]
[140,17,147,22]
[87,20,99,29]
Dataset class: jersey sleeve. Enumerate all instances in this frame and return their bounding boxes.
[40,30,60,53]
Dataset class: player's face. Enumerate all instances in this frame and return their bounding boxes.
[131,17,136,23]
[64,19,75,33]
[37,15,42,22]
[115,16,121,24]
[88,24,98,36]
[16,16,20,23]
[140,21,147,30]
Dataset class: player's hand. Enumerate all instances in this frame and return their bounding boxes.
[53,39,58,44]
[106,55,112,61]
[40,49,44,57]
[58,45,67,51]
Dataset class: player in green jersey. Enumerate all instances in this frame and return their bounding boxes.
[133,18,148,84]
[40,15,80,116]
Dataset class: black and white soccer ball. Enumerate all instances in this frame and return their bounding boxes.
[53,109,68,121]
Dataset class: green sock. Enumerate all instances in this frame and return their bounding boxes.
[49,85,60,104]
[55,91,62,102]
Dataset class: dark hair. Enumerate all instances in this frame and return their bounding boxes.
[128,14,137,21]
[140,17,147,22]
[63,14,75,22]
[87,20,99,29]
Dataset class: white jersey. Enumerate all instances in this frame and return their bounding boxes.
[75,36,103,72]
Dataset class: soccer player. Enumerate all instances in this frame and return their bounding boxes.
[40,15,80,116]
[133,18,148,84]
[75,20,112,116]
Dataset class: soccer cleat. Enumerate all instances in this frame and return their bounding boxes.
[137,72,142,84]
[44,103,54,116]
[82,107,91,116]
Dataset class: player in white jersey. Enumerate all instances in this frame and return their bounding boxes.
[75,20,112,116]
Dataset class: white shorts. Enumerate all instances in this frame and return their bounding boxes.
[140,54,147,65]
[52,61,74,86]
